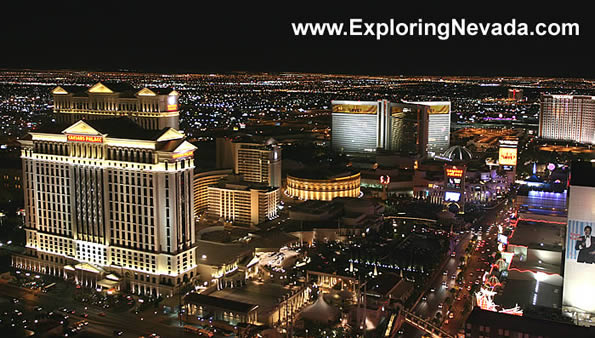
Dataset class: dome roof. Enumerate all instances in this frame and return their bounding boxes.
[443,146,473,162]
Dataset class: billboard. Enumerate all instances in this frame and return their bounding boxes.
[444,191,461,202]
[499,147,517,166]
[332,104,377,114]
[563,185,595,314]
[447,177,461,189]
[167,95,178,112]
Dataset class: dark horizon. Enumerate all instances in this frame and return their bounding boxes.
[1,2,593,78]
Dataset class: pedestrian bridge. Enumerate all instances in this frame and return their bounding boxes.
[397,309,455,338]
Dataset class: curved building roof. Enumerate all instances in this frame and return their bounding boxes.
[443,145,473,162]
[287,167,360,181]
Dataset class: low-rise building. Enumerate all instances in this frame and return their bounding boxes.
[207,177,280,227]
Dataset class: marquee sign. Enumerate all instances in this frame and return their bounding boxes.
[499,147,517,166]
[446,168,464,178]
[67,135,103,143]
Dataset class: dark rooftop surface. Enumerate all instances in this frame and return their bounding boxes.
[30,118,174,142]
[495,279,561,310]
[184,292,258,313]
[366,272,402,296]
[570,161,595,187]
[84,118,165,140]
[288,167,359,180]
[508,220,565,250]
[466,308,595,338]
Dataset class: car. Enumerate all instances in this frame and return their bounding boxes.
[113,331,123,336]
[449,312,454,318]
[442,281,447,287]
[430,288,435,292]
[98,312,106,317]
[82,313,88,318]
[443,271,448,276]
[422,296,427,301]
[438,303,443,309]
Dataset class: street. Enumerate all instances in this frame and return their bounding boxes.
[399,198,511,337]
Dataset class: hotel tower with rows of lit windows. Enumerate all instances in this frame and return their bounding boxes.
[12,82,197,297]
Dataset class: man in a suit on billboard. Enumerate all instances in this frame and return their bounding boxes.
[575,225,595,264]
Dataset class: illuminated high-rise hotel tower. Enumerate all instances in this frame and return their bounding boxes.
[539,94,595,145]
[13,82,197,297]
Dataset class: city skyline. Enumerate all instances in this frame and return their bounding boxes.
[1,4,595,335]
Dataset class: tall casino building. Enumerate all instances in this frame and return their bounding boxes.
[12,82,197,297]
[539,94,595,145]
[331,99,450,157]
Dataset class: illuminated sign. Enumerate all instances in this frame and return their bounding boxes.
[428,104,450,115]
[332,104,377,114]
[447,177,461,189]
[499,147,517,166]
[67,135,103,143]
[445,191,461,202]
[379,175,391,185]
[172,150,194,159]
[167,95,178,111]
[446,168,464,178]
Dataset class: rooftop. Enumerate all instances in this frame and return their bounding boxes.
[210,176,278,192]
[366,272,403,297]
[508,220,565,250]
[195,240,252,266]
[184,292,258,314]
[466,308,595,337]
[288,167,359,180]
[30,117,180,142]
[495,279,561,310]
[54,82,175,98]
[570,161,595,187]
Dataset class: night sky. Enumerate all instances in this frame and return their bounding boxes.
[1,2,593,77]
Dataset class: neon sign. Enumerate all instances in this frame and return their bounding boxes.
[446,168,463,178]
[67,135,103,143]
[379,175,391,185]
